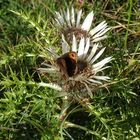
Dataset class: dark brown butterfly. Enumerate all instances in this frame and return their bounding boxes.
[56,52,78,78]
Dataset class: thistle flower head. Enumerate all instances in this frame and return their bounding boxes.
[39,35,112,101]
[55,7,110,44]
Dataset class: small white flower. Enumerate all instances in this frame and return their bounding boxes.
[55,7,110,44]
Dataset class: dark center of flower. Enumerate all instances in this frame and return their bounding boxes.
[62,27,89,43]
[74,60,93,76]
[76,60,88,73]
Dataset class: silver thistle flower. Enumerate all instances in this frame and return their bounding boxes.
[55,7,110,44]
[38,35,112,101]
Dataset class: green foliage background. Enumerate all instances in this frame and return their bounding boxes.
[0,0,140,139]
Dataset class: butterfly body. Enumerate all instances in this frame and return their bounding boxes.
[56,52,77,78]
